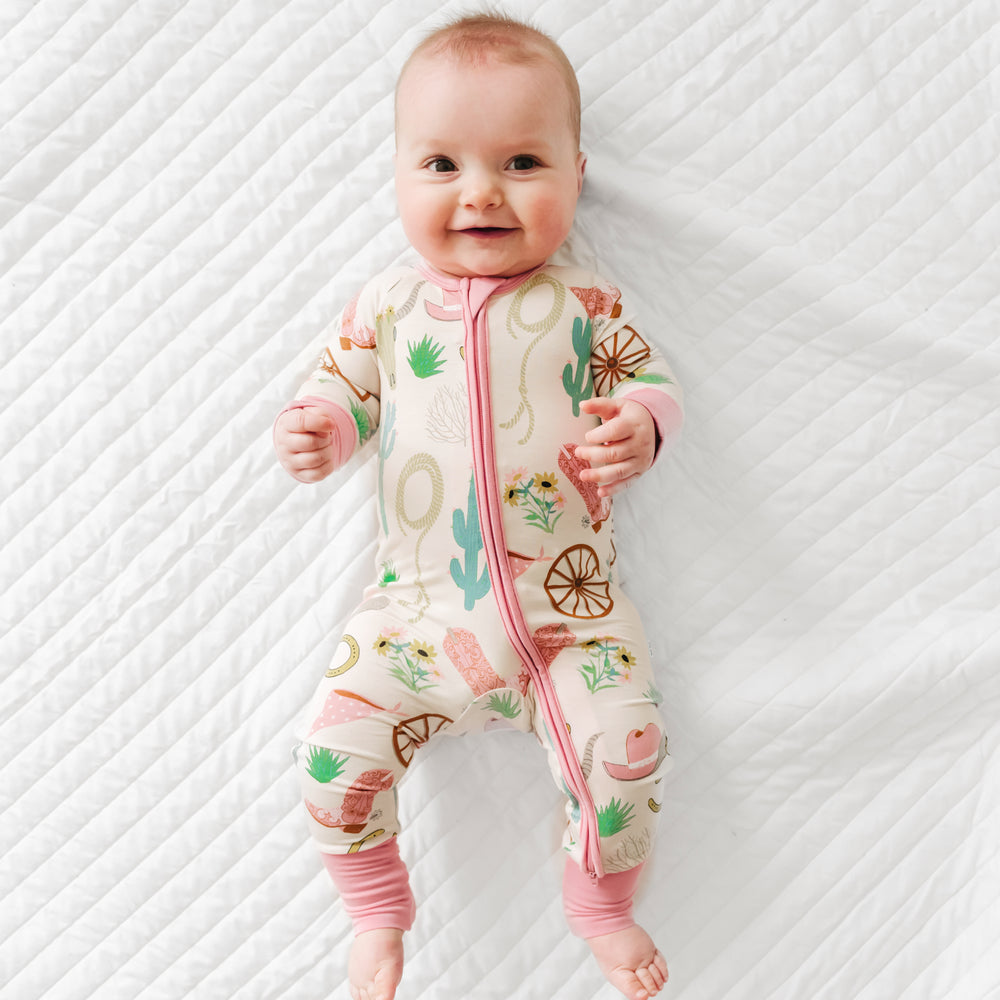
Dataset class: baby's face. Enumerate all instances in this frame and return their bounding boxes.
[394,54,585,278]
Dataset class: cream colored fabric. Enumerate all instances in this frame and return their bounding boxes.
[292,263,681,873]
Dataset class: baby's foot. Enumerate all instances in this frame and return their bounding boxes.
[585,924,668,1000]
[348,928,404,1000]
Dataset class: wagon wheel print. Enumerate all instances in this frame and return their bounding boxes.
[392,713,452,767]
[543,544,614,619]
[590,327,652,396]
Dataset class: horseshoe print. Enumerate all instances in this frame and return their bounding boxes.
[325,634,361,678]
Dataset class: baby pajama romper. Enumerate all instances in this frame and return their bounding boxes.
[287,260,683,925]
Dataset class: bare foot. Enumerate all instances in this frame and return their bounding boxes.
[348,928,404,1000]
[586,924,668,1000]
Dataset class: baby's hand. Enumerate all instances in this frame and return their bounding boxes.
[274,406,338,483]
[574,397,656,498]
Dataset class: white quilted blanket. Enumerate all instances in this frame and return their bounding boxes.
[3,2,998,998]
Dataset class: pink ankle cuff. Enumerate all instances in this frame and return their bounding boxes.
[321,839,416,935]
[563,859,643,938]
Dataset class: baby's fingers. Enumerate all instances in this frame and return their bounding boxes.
[286,446,336,483]
[574,438,630,469]
[278,406,332,439]
[583,415,630,448]
[276,408,333,453]
[580,457,643,497]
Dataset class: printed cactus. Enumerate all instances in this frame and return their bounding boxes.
[306,746,349,783]
[485,690,522,719]
[407,334,446,378]
[597,797,635,838]
[349,398,373,443]
[562,316,594,416]
[450,476,491,610]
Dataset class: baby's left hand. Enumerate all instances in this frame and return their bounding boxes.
[574,397,656,498]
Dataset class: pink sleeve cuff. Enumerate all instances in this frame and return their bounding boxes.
[274,395,360,471]
[619,388,683,461]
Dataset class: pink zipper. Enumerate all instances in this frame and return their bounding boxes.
[453,273,605,880]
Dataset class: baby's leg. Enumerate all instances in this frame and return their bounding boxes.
[299,743,413,1000]
[296,613,478,997]
[563,861,668,1000]
[296,678,413,1000]
[537,622,672,999]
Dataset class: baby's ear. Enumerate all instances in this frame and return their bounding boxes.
[576,153,587,193]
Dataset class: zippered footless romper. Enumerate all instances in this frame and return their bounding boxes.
[285,261,683,921]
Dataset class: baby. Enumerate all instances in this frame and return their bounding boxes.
[274,12,683,1000]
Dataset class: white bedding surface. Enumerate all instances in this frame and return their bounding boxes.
[2,2,998,998]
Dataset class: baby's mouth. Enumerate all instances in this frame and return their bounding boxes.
[460,226,515,238]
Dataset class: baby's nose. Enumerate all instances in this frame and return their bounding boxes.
[461,169,503,209]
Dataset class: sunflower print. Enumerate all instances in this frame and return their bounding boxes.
[371,632,439,692]
[578,637,636,693]
[409,641,437,664]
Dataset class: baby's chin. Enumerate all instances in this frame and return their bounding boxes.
[427,256,552,279]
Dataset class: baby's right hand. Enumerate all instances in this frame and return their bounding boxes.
[274,406,337,483]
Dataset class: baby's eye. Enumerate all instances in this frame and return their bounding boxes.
[509,155,540,172]
[426,157,457,173]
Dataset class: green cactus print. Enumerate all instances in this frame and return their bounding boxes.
[407,335,446,378]
[643,681,664,706]
[450,475,491,611]
[349,398,374,443]
[378,561,399,587]
[597,797,635,838]
[484,690,522,719]
[562,316,594,416]
[306,746,350,783]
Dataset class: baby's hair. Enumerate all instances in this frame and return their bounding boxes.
[396,9,582,146]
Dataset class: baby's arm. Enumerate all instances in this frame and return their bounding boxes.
[574,397,657,498]
[274,284,381,484]
[572,284,684,497]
